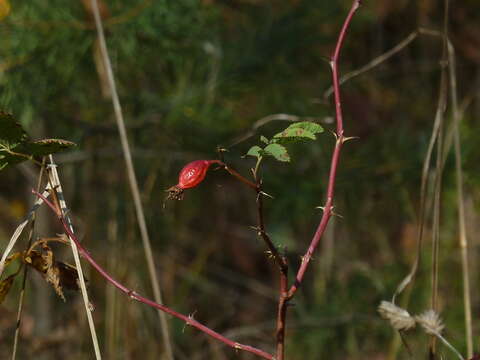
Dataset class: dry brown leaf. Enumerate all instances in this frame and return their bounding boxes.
[57,261,86,291]
[0,251,23,303]
[24,243,85,301]
[0,273,16,304]
[25,244,65,301]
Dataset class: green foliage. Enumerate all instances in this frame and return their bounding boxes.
[246,121,323,162]
[0,112,75,170]
[273,121,323,143]
[264,143,290,162]
[246,145,263,158]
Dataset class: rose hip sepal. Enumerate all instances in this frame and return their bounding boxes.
[166,160,223,200]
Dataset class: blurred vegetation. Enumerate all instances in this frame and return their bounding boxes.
[0,0,479,359]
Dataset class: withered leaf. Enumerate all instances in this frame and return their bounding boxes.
[0,251,23,304]
[57,261,86,291]
[25,244,65,301]
[24,244,86,301]
[0,274,16,304]
[44,255,63,300]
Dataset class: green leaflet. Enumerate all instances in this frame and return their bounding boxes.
[263,143,290,162]
[0,112,76,170]
[246,145,263,158]
[273,121,323,142]
[245,121,323,163]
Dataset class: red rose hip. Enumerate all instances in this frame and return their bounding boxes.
[178,160,212,189]
[167,160,222,200]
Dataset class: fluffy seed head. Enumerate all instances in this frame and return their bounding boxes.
[415,309,444,335]
[378,301,416,331]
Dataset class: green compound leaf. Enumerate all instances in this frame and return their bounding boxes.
[289,121,324,135]
[264,143,290,162]
[0,111,76,170]
[273,121,324,143]
[21,139,76,157]
[246,145,263,159]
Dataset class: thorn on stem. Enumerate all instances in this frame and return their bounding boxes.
[342,136,360,143]
[259,191,274,199]
[331,206,343,218]
[300,255,313,263]
[331,210,344,219]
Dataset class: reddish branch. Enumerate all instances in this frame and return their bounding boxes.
[255,184,288,274]
[274,1,361,358]
[287,0,361,300]
[33,189,274,360]
[254,178,289,359]
[32,2,361,359]
[253,2,361,359]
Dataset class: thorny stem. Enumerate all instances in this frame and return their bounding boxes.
[222,163,258,190]
[224,155,290,359]
[255,182,288,275]
[251,155,289,360]
[267,2,362,358]
[275,271,289,360]
[287,0,361,299]
[33,189,275,360]
[254,176,288,360]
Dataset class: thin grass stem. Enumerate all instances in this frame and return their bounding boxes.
[447,34,473,360]
[88,0,174,357]
[47,156,102,359]
[11,159,46,360]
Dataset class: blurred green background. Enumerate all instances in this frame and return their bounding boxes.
[0,0,479,359]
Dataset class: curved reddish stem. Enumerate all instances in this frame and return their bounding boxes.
[287,0,361,298]
[33,189,274,360]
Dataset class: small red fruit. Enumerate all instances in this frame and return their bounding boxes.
[178,160,212,189]
[167,160,222,200]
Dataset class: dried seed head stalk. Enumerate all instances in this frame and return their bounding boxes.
[378,301,416,331]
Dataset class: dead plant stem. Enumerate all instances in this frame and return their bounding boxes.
[11,159,46,360]
[88,0,174,358]
[47,156,102,359]
[447,36,473,359]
